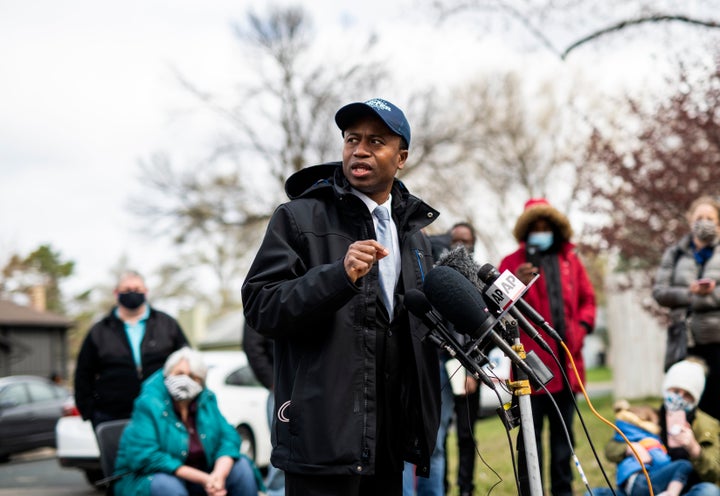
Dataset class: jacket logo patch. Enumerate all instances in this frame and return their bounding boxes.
[277,400,291,423]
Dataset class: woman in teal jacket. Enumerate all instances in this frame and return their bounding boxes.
[113,347,262,496]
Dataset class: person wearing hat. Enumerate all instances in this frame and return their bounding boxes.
[498,198,597,496]
[242,98,441,496]
[602,358,720,495]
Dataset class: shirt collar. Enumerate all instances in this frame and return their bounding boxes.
[350,188,393,215]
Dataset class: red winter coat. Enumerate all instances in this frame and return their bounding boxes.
[498,242,596,394]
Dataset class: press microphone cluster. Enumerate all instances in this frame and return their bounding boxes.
[405,288,497,390]
[421,266,552,387]
[436,246,561,347]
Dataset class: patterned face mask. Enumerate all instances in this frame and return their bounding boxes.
[664,391,694,413]
[164,374,203,401]
[692,219,718,243]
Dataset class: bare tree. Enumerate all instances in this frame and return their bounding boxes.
[581,55,720,295]
[425,0,720,60]
[402,67,599,262]
[132,5,387,312]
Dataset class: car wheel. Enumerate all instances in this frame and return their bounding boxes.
[84,468,104,486]
[236,425,256,462]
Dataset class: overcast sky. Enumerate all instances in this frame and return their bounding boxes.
[0,0,711,303]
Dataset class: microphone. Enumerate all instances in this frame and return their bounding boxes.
[477,263,563,343]
[423,266,551,386]
[404,289,496,390]
[423,266,495,341]
[436,247,553,348]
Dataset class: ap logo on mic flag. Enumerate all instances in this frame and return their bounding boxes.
[484,270,526,310]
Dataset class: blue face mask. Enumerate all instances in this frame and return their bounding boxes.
[664,391,694,413]
[527,231,554,252]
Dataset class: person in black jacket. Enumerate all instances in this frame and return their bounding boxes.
[241,98,441,496]
[74,270,189,429]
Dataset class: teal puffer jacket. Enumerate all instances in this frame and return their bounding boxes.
[113,370,242,496]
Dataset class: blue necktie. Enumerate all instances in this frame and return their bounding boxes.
[373,205,396,315]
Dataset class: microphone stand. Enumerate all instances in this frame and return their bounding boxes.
[504,319,543,496]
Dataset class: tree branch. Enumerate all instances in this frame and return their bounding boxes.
[562,15,720,60]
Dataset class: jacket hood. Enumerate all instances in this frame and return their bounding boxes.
[513,197,573,242]
[285,162,343,200]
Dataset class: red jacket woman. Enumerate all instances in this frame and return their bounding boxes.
[498,197,596,496]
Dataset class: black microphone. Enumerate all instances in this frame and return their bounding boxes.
[423,266,495,341]
[477,263,563,343]
[423,266,547,384]
[404,289,496,389]
[436,246,553,349]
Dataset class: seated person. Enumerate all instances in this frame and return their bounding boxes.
[113,347,263,496]
[603,358,720,496]
[612,399,692,496]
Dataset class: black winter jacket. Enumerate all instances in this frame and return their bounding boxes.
[74,307,188,421]
[241,162,441,477]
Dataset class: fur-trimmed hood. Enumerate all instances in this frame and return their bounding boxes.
[512,198,573,242]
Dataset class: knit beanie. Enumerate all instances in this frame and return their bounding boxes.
[662,359,706,406]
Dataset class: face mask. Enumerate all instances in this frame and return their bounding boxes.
[527,231,554,252]
[164,374,203,402]
[664,391,694,413]
[118,291,145,310]
[692,219,718,243]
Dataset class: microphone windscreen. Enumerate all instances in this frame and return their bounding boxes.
[423,265,492,339]
[435,246,482,289]
[404,289,433,317]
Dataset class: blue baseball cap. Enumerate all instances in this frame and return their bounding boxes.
[335,98,411,147]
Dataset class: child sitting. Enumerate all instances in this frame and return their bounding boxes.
[613,399,693,496]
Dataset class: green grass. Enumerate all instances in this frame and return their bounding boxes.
[445,393,620,495]
[585,366,612,383]
[442,360,658,496]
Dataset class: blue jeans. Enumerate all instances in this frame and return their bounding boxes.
[586,483,720,496]
[265,393,285,496]
[402,360,455,496]
[149,456,258,496]
[625,459,692,496]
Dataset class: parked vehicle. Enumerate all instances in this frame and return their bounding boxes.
[478,347,513,418]
[0,375,71,462]
[56,350,271,485]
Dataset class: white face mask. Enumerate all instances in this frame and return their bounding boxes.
[164,374,203,401]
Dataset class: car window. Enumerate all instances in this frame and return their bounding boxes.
[0,384,30,407]
[27,381,59,403]
[225,366,262,387]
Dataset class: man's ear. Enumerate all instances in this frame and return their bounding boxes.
[397,149,408,169]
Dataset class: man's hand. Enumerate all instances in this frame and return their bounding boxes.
[344,240,388,283]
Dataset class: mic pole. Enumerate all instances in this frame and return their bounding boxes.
[504,318,543,496]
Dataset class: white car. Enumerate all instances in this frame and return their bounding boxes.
[477,347,513,418]
[56,350,271,485]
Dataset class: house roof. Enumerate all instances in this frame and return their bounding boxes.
[0,299,73,328]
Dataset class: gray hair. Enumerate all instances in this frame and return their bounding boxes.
[116,270,145,289]
[163,347,208,382]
